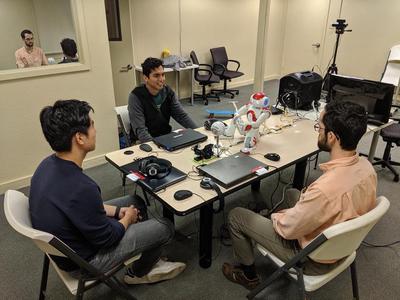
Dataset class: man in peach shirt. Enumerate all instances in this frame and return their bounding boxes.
[223,101,377,290]
[15,29,48,68]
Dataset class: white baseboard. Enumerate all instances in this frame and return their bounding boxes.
[0,154,106,195]
[192,74,281,95]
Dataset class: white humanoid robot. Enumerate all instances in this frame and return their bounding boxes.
[223,92,271,153]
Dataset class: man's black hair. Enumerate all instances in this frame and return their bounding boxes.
[60,38,77,57]
[322,101,367,151]
[141,57,163,77]
[21,29,33,39]
[40,100,94,152]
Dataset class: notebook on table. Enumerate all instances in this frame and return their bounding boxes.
[197,153,267,188]
[153,128,208,151]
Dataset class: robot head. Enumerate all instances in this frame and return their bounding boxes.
[250,92,270,109]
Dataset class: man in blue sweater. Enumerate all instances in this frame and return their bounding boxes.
[30,99,185,284]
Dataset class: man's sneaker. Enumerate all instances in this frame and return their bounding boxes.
[222,262,260,290]
[124,258,186,285]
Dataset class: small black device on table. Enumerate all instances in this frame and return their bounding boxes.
[139,143,153,152]
[174,190,193,201]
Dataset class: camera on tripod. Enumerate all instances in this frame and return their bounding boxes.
[332,19,348,34]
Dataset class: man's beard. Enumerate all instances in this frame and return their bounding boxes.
[318,135,331,152]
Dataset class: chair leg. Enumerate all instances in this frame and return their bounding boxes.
[122,173,127,187]
[314,153,319,170]
[211,79,239,99]
[247,268,285,299]
[372,142,399,182]
[75,278,85,300]
[350,261,360,300]
[202,85,208,105]
[103,276,137,300]
[39,255,50,300]
[296,267,306,299]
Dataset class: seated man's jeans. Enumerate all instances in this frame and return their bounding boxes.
[71,194,174,278]
[228,188,341,276]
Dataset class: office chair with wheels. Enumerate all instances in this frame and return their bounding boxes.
[247,196,390,300]
[190,51,220,105]
[4,190,141,300]
[210,47,244,99]
[372,105,400,182]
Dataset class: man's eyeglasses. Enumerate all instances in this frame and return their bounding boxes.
[314,123,325,132]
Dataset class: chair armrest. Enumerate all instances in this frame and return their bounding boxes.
[198,63,213,69]
[228,59,240,71]
[197,68,213,81]
[213,63,227,76]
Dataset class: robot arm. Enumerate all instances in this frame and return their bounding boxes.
[234,104,248,117]
[250,109,271,128]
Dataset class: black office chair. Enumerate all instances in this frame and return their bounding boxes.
[190,51,220,105]
[372,104,400,182]
[210,47,244,99]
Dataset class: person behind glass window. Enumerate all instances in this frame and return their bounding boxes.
[15,29,48,68]
[59,38,79,64]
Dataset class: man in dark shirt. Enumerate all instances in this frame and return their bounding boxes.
[128,57,197,143]
[30,99,186,284]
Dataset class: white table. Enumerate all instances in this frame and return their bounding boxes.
[134,64,199,105]
[278,102,394,162]
[105,115,319,268]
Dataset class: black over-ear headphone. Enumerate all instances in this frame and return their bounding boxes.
[138,156,172,179]
[200,177,224,213]
[193,144,214,161]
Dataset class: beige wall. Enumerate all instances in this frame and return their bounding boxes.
[109,0,135,106]
[264,0,287,79]
[329,0,400,80]
[0,0,119,193]
[129,0,286,98]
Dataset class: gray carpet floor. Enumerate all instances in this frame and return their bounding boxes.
[1,81,399,299]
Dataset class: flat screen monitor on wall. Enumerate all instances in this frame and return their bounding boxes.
[327,74,395,124]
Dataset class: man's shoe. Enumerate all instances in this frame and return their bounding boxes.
[124,259,186,285]
[222,262,260,290]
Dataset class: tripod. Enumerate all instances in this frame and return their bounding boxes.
[323,19,352,92]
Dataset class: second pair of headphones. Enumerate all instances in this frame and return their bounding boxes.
[193,144,214,161]
[138,156,172,179]
[200,177,224,213]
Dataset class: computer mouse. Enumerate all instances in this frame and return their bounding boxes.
[174,190,193,201]
[264,153,280,162]
[139,143,153,152]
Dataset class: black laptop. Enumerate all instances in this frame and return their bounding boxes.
[198,153,267,188]
[153,128,208,151]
